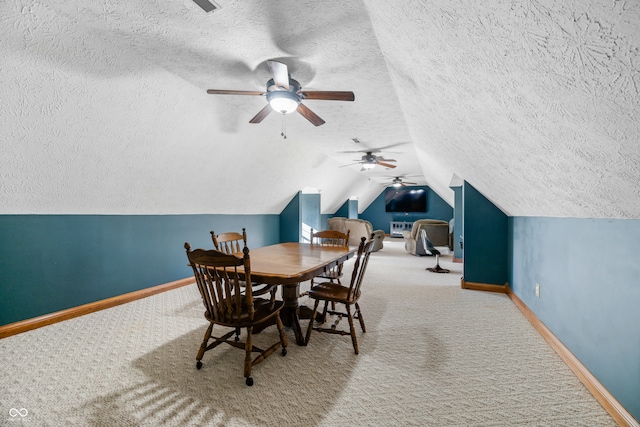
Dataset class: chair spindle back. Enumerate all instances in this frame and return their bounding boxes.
[211,228,247,255]
[310,228,350,247]
[347,235,375,301]
[185,243,254,324]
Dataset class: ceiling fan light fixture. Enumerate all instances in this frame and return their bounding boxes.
[393,182,402,188]
[267,91,299,114]
[362,162,376,170]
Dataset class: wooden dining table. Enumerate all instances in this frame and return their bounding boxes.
[247,242,357,345]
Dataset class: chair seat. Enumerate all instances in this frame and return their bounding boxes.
[425,247,440,256]
[308,281,360,303]
[205,299,284,327]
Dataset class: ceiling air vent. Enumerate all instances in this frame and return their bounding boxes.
[193,0,220,13]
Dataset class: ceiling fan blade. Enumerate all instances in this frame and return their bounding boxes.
[339,162,363,168]
[377,161,397,169]
[370,141,411,152]
[300,91,355,101]
[297,103,325,126]
[377,157,397,162]
[405,181,418,185]
[207,89,266,96]
[267,60,290,90]
[249,104,273,123]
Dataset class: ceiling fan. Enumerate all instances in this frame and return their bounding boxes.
[207,60,355,127]
[339,141,410,170]
[344,152,397,170]
[387,176,418,187]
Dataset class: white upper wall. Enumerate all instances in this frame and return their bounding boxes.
[1,1,638,218]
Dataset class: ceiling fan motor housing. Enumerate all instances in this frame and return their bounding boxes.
[363,153,378,163]
[266,78,301,94]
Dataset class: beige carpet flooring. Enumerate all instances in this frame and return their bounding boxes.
[0,238,615,426]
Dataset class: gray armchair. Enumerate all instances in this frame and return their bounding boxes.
[402,219,450,256]
[327,217,384,251]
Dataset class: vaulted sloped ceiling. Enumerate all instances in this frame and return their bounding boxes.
[1,1,638,218]
[366,0,640,218]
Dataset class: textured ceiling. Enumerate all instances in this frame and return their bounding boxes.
[1,0,639,218]
[366,0,640,218]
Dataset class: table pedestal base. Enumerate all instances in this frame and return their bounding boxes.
[280,284,309,345]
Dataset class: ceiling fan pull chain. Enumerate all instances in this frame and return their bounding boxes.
[281,113,287,139]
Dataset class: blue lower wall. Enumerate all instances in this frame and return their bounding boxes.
[509,216,640,420]
[279,192,321,243]
[452,185,463,259]
[301,193,321,242]
[463,182,508,285]
[280,192,301,243]
[333,199,358,219]
[0,214,279,326]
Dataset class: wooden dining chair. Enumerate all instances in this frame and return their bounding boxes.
[309,228,350,287]
[211,228,277,299]
[304,235,375,354]
[184,242,287,386]
[211,229,246,255]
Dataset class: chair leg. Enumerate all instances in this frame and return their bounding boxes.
[355,302,366,333]
[196,323,213,369]
[426,254,450,273]
[304,299,321,345]
[244,326,253,386]
[276,314,288,356]
[330,276,338,310]
[346,304,359,355]
[320,300,329,323]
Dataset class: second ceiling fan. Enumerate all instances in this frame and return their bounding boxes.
[348,152,397,170]
[387,176,418,187]
[207,60,355,126]
[340,141,411,170]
